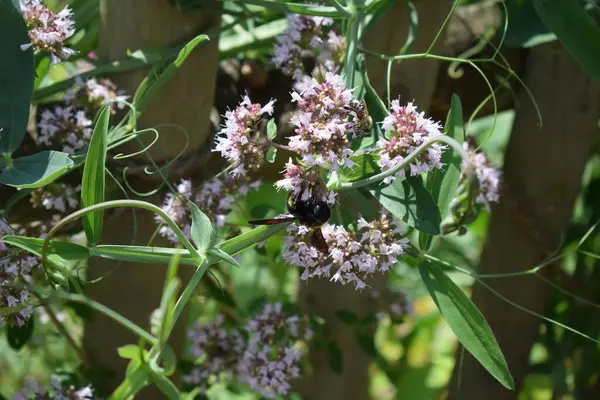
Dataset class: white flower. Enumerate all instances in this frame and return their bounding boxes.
[462,140,502,208]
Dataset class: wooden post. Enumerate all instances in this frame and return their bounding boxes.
[447,41,600,400]
[83,1,219,395]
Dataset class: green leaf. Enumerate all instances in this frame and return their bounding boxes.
[7,319,34,350]
[34,56,51,90]
[370,176,441,235]
[92,245,197,265]
[354,55,388,150]
[327,340,344,374]
[131,35,209,122]
[188,201,213,254]
[504,0,556,48]
[81,106,110,245]
[532,0,600,81]
[208,248,240,268]
[0,0,35,154]
[266,118,277,140]
[418,262,514,390]
[340,153,380,182]
[217,224,290,256]
[118,344,146,361]
[147,367,180,400]
[355,331,377,357]
[422,94,464,250]
[266,146,277,163]
[1,236,91,265]
[0,151,73,188]
[335,309,359,325]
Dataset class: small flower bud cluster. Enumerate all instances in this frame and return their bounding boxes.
[157,175,261,243]
[184,303,311,398]
[273,14,345,80]
[283,213,408,290]
[183,315,245,391]
[37,78,126,153]
[378,99,446,184]
[214,95,275,176]
[369,287,413,321]
[462,140,502,209]
[30,183,81,212]
[38,105,93,153]
[14,377,94,400]
[0,220,38,327]
[20,0,76,64]
[288,72,355,170]
[64,77,129,113]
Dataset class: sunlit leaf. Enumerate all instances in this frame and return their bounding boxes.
[418,262,514,390]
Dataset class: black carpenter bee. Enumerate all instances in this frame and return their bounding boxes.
[248,190,331,253]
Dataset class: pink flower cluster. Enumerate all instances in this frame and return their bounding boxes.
[214,95,275,176]
[462,140,502,209]
[157,175,261,243]
[14,377,94,400]
[273,14,345,81]
[0,221,38,327]
[30,182,80,212]
[20,0,76,64]
[378,100,446,184]
[289,72,355,170]
[283,213,409,290]
[184,303,312,398]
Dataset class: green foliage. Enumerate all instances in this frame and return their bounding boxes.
[419,262,514,390]
[370,176,442,235]
[81,107,110,245]
[532,0,600,81]
[0,151,73,188]
[0,0,35,154]
[188,200,214,254]
[6,320,34,350]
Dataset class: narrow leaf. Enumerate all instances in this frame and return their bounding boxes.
[188,200,213,253]
[1,235,90,265]
[327,340,344,374]
[532,0,600,81]
[370,176,441,235]
[418,262,514,390]
[131,35,209,121]
[208,248,240,268]
[0,0,35,153]
[0,151,73,188]
[81,106,110,245]
[217,224,290,256]
[335,309,359,325]
[92,245,197,265]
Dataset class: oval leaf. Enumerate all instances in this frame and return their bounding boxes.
[82,107,110,245]
[266,118,277,140]
[418,262,514,390]
[7,319,34,350]
[0,150,73,188]
[370,176,441,235]
[188,200,214,254]
[533,0,600,81]
[0,0,35,154]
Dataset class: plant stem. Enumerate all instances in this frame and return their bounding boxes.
[344,0,364,88]
[329,135,471,191]
[33,291,88,368]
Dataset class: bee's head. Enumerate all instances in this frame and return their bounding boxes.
[310,201,331,225]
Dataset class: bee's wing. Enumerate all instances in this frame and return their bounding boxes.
[311,228,329,253]
[248,213,297,225]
